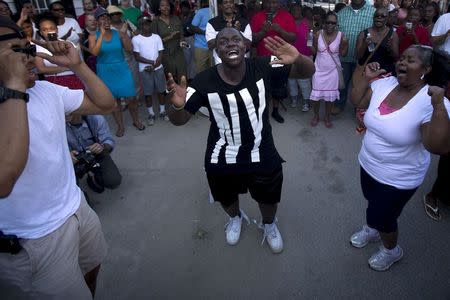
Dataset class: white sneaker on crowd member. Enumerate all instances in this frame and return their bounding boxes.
[224,210,250,246]
[302,103,310,112]
[160,111,169,121]
[199,106,210,117]
[368,245,404,271]
[291,98,298,108]
[147,114,155,126]
[350,225,380,248]
[256,220,283,253]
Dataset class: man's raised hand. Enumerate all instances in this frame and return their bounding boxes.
[167,73,187,109]
[0,43,29,91]
[264,36,300,65]
[33,39,82,69]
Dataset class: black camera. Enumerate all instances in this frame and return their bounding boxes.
[0,231,21,254]
[74,150,100,179]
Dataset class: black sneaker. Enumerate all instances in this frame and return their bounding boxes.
[87,174,105,193]
[271,111,284,123]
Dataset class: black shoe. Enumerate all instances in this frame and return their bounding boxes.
[271,111,285,123]
[87,174,105,193]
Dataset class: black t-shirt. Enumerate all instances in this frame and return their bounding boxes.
[207,14,250,33]
[184,57,290,175]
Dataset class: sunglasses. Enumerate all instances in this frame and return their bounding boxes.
[12,44,37,58]
[374,14,387,18]
[325,21,337,25]
[52,8,65,11]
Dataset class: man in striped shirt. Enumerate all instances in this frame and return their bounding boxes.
[335,0,375,114]
[166,28,315,254]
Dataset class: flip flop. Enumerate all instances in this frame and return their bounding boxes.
[423,195,441,221]
[310,118,319,127]
[324,120,333,128]
[116,128,124,137]
[133,123,145,131]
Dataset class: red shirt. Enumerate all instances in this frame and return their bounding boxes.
[77,14,86,28]
[250,10,296,56]
[397,24,431,55]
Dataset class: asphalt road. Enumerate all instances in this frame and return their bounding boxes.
[3,104,450,299]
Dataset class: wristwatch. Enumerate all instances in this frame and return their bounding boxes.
[0,87,29,103]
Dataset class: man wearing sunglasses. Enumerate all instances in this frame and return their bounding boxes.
[0,16,115,298]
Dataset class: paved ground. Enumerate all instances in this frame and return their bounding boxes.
[3,104,450,299]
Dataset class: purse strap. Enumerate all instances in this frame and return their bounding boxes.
[321,30,342,70]
[361,28,390,68]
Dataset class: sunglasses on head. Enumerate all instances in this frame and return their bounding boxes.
[12,44,37,58]
[325,21,337,25]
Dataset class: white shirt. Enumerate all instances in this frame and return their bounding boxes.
[35,43,75,76]
[0,81,84,239]
[205,22,252,65]
[131,34,164,72]
[58,17,83,46]
[431,13,450,54]
[358,77,450,189]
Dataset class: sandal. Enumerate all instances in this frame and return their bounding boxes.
[133,122,145,131]
[116,128,124,137]
[324,120,333,128]
[423,194,441,221]
[310,117,319,127]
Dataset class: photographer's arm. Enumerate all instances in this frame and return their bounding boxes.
[34,40,116,115]
[0,47,30,198]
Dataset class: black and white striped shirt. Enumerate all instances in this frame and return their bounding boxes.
[184,57,289,174]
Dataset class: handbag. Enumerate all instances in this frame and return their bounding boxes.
[321,30,345,90]
[351,28,390,87]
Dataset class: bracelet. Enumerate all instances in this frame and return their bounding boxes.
[171,103,185,111]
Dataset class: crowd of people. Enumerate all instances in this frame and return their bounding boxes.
[0,0,449,297]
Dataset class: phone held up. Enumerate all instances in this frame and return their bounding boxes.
[47,32,58,41]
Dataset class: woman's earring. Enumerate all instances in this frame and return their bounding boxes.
[420,74,424,80]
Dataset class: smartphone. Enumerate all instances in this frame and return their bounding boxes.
[48,32,58,41]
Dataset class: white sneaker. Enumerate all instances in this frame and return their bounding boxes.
[224,210,249,246]
[291,99,298,108]
[160,111,169,121]
[147,114,155,126]
[256,220,283,253]
[350,225,380,248]
[368,245,403,271]
[301,103,310,112]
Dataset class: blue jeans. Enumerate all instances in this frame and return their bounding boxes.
[335,62,356,110]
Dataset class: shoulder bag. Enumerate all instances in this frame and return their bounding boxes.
[351,28,390,87]
[321,30,345,90]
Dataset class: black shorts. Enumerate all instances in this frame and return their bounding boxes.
[207,166,283,207]
[360,167,417,233]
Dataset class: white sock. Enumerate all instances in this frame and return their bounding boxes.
[160,105,166,113]
[383,245,400,255]
[147,107,154,116]
[365,225,378,234]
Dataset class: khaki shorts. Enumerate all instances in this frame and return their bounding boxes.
[0,193,107,299]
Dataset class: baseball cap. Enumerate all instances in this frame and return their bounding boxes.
[94,6,108,19]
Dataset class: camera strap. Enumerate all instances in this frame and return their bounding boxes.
[82,116,100,144]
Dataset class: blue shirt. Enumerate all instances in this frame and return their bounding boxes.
[66,115,115,153]
[191,7,210,49]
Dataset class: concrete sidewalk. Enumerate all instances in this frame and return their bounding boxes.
[3,106,450,299]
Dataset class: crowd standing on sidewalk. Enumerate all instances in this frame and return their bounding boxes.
[0,0,449,297]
